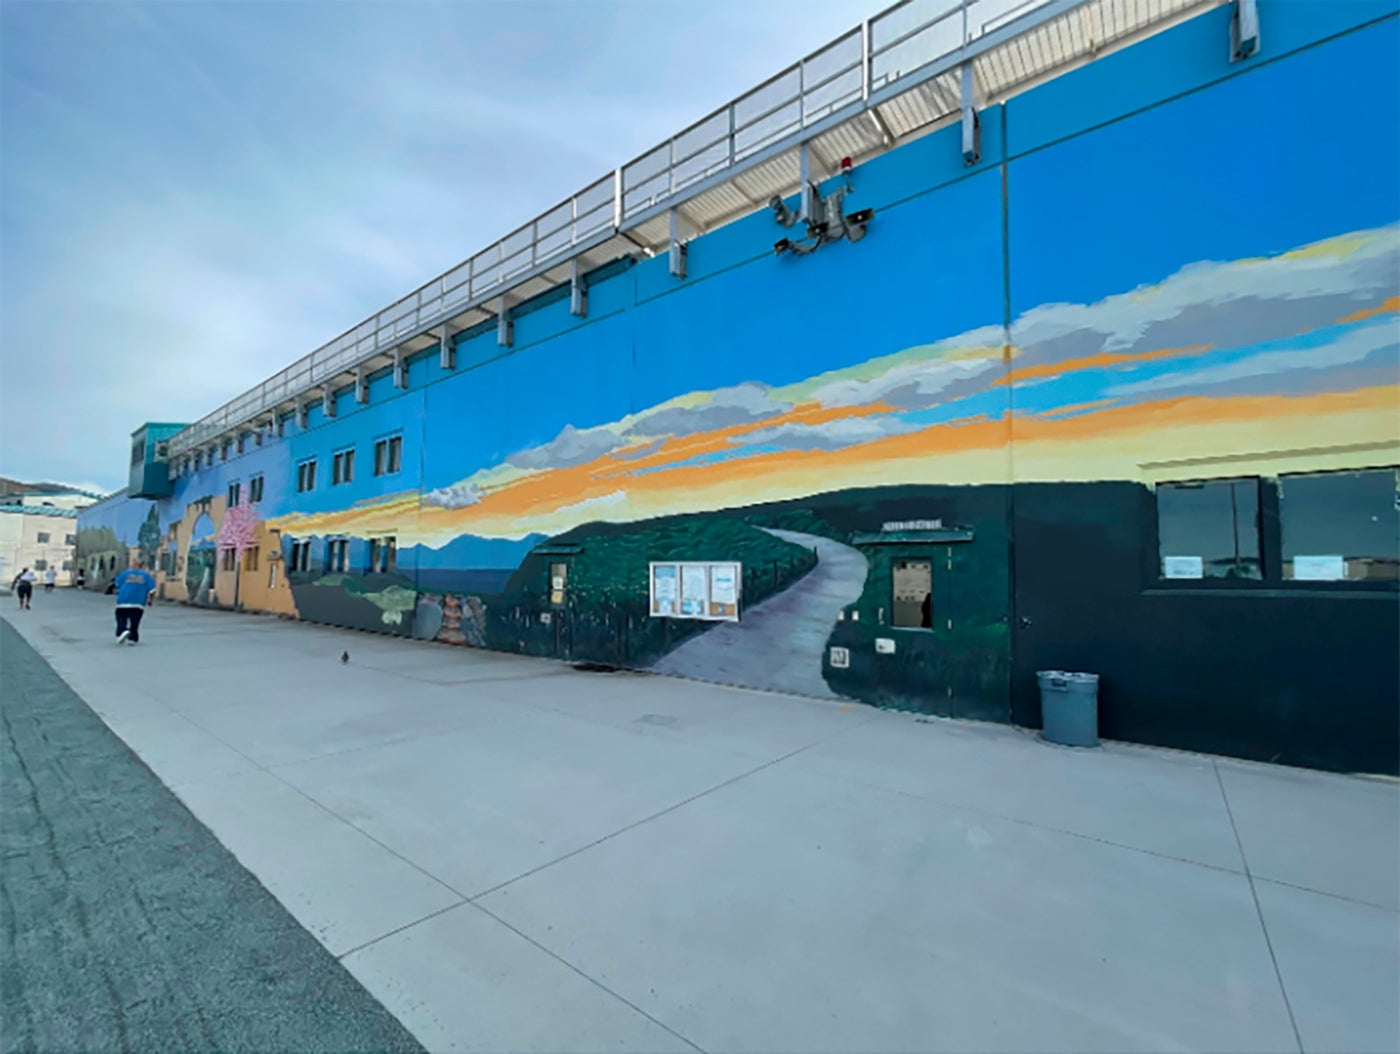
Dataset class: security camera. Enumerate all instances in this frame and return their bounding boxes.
[769,195,794,228]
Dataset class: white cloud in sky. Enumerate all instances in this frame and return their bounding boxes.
[0,0,890,491]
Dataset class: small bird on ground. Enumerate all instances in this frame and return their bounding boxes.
[341,650,349,664]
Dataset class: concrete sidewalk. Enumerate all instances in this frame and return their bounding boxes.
[4,591,1397,1053]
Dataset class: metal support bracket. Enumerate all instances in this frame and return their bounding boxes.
[668,209,688,280]
[295,399,308,430]
[1231,0,1259,61]
[322,387,337,419]
[497,296,514,347]
[798,142,816,223]
[438,325,455,369]
[570,259,588,317]
[960,64,981,165]
[393,349,408,390]
[355,366,369,404]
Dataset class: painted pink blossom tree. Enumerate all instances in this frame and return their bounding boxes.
[216,498,262,609]
[217,498,260,557]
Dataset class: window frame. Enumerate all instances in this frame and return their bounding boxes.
[368,535,397,574]
[373,433,404,477]
[331,447,355,486]
[248,475,264,503]
[296,458,318,493]
[890,556,936,631]
[1147,470,1397,594]
[228,481,241,508]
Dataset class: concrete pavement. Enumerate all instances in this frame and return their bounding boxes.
[0,619,425,1054]
[4,590,1397,1053]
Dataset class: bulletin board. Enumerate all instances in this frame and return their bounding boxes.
[649,561,741,622]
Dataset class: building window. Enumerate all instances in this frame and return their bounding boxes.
[228,482,241,507]
[155,441,169,459]
[892,559,933,628]
[65,534,77,546]
[36,532,49,543]
[245,548,259,572]
[221,549,237,572]
[249,475,264,503]
[290,541,311,573]
[62,560,72,571]
[1279,467,1399,582]
[297,459,317,493]
[131,438,144,466]
[327,538,349,573]
[368,536,397,574]
[374,435,403,476]
[1157,478,1262,580]
[332,448,355,486]
[34,559,48,571]
[221,440,231,462]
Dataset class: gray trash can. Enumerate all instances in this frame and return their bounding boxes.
[1037,670,1100,747]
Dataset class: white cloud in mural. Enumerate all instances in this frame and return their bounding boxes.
[506,423,622,470]
[1014,224,1400,357]
[1106,316,1400,397]
[626,382,788,439]
[807,355,1001,411]
[423,482,482,508]
[744,415,921,451]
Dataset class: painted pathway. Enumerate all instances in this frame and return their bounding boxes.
[648,528,868,698]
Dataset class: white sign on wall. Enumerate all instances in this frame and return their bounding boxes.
[650,561,741,622]
[1163,555,1204,580]
[1292,554,1346,581]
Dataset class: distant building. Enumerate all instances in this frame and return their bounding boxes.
[0,484,99,587]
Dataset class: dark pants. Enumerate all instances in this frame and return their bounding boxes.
[115,607,145,642]
[16,584,32,607]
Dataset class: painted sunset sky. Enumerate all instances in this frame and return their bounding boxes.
[273,223,1400,547]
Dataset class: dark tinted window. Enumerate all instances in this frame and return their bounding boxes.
[1280,468,1399,581]
[1157,478,1261,580]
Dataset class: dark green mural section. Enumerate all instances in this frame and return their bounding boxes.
[485,517,819,665]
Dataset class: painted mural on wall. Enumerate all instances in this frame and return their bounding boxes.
[258,223,1397,713]
[72,11,1399,773]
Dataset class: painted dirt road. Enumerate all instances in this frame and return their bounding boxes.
[648,529,868,699]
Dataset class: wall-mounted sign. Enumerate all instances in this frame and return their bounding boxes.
[881,519,944,532]
[681,564,708,617]
[1163,555,1204,579]
[651,563,678,616]
[829,646,850,669]
[650,561,741,622]
[1292,554,1346,581]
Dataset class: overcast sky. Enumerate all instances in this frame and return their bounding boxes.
[1,0,889,493]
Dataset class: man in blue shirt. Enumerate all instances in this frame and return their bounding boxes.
[113,558,157,645]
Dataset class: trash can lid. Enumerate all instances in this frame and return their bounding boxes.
[1037,670,1099,683]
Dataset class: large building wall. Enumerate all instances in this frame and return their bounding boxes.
[81,0,1400,773]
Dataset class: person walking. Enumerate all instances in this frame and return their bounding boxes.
[11,568,36,610]
[112,558,157,645]
[75,567,86,590]
[44,567,57,593]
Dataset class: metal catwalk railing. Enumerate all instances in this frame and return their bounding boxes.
[168,0,1223,459]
